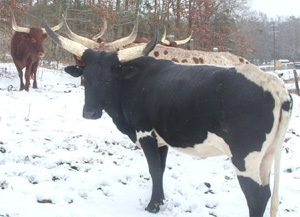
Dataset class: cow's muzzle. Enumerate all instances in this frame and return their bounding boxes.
[38,52,45,58]
[82,107,102,120]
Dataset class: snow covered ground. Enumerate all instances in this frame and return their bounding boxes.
[0,63,299,217]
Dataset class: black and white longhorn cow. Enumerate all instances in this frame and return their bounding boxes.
[44,18,291,217]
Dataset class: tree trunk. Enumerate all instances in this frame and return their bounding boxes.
[114,0,121,39]
[175,0,180,28]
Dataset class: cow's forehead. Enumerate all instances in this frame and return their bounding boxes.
[29,28,44,38]
[29,28,43,34]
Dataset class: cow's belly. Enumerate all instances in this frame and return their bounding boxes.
[156,131,232,159]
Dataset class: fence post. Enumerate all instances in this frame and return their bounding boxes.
[293,69,300,95]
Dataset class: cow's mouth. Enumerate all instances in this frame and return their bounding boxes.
[82,107,103,119]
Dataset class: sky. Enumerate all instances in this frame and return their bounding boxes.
[251,0,300,18]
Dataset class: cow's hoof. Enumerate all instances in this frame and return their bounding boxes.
[145,204,160,213]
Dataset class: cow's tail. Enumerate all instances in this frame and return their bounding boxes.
[270,97,292,217]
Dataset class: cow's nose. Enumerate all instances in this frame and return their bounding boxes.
[38,52,45,58]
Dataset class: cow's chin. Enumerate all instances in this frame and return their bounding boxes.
[82,109,103,120]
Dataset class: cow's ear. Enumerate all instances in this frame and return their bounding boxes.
[118,66,140,80]
[43,34,47,39]
[64,65,84,77]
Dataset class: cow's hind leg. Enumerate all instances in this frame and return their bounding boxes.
[140,135,166,213]
[237,175,271,217]
[233,156,271,217]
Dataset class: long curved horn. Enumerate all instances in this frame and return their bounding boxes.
[10,8,30,33]
[10,8,63,34]
[160,26,170,45]
[109,13,139,50]
[41,20,63,34]
[43,15,87,58]
[175,30,193,45]
[118,27,158,63]
[92,18,107,41]
[62,14,99,49]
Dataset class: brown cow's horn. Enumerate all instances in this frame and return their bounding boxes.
[62,14,99,49]
[43,15,87,58]
[160,26,170,46]
[10,8,63,34]
[118,27,158,63]
[175,30,193,45]
[10,8,30,33]
[109,13,139,50]
[92,18,108,41]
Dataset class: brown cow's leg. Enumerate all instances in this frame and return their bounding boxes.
[24,64,32,91]
[31,61,39,89]
[14,63,25,91]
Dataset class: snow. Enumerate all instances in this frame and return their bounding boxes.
[0,63,299,217]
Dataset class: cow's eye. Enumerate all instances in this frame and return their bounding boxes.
[32,38,37,43]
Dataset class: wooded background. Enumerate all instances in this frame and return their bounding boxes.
[0,0,299,67]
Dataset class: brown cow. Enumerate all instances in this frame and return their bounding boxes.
[10,9,62,91]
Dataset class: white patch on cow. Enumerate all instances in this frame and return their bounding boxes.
[233,117,280,185]
[234,151,263,184]
[172,132,231,159]
[236,64,288,104]
[136,130,154,148]
[136,129,168,149]
[136,128,274,185]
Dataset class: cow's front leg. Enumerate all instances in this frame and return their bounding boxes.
[31,60,39,89]
[158,145,168,202]
[139,133,165,213]
[24,64,33,91]
[14,63,25,90]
